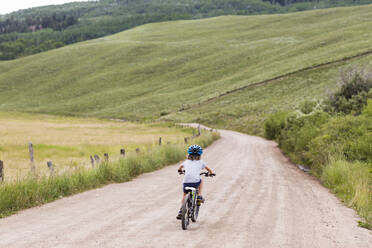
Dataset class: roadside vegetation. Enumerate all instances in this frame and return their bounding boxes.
[264,68,372,226]
[0,124,220,218]
[0,112,196,180]
[1,0,371,59]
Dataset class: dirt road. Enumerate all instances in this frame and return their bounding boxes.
[0,130,370,247]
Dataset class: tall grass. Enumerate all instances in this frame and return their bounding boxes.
[0,131,220,218]
[321,159,371,224]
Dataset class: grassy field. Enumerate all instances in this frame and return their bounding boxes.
[0,5,372,131]
[170,53,372,135]
[0,112,194,181]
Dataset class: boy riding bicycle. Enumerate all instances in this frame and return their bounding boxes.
[176,144,214,219]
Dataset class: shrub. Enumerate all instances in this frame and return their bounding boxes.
[264,112,289,140]
[309,115,372,166]
[278,111,330,167]
[362,99,372,117]
[326,68,372,115]
[300,100,317,114]
[368,88,372,99]
[337,68,372,99]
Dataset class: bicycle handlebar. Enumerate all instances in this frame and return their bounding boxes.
[201,172,216,177]
[178,170,216,177]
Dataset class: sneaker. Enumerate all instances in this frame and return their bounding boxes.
[197,195,205,203]
[176,210,182,220]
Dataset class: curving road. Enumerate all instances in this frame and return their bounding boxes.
[0,130,371,247]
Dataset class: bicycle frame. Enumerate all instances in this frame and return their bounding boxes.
[185,186,198,212]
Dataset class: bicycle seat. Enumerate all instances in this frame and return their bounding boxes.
[185,187,197,192]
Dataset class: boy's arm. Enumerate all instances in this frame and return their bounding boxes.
[205,165,213,174]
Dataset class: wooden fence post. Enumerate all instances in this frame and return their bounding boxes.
[198,124,201,136]
[29,143,35,174]
[0,160,4,182]
[184,137,188,144]
[136,148,140,154]
[47,161,54,177]
[104,153,109,162]
[159,137,162,146]
[94,155,101,164]
[120,149,125,158]
[90,155,95,168]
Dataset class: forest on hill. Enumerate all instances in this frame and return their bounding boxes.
[1,0,371,60]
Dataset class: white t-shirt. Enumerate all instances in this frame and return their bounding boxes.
[183,159,206,183]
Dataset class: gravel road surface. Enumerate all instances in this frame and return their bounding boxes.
[0,129,370,247]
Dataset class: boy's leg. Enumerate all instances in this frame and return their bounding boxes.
[181,193,187,205]
[198,179,204,195]
[197,180,205,203]
[177,193,187,219]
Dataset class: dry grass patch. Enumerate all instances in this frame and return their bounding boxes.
[0,112,193,180]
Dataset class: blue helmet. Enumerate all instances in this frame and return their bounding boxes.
[188,145,203,155]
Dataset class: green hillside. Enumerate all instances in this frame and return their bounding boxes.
[1,0,371,59]
[1,5,372,134]
[171,52,372,134]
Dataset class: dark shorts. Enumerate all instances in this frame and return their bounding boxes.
[183,180,201,194]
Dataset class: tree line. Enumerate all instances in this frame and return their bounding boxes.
[0,14,78,34]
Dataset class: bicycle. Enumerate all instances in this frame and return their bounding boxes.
[178,170,216,230]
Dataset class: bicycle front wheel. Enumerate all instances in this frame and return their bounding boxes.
[192,204,200,222]
[181,194,191,230]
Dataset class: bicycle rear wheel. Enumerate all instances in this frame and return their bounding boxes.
[181,194,191,230]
